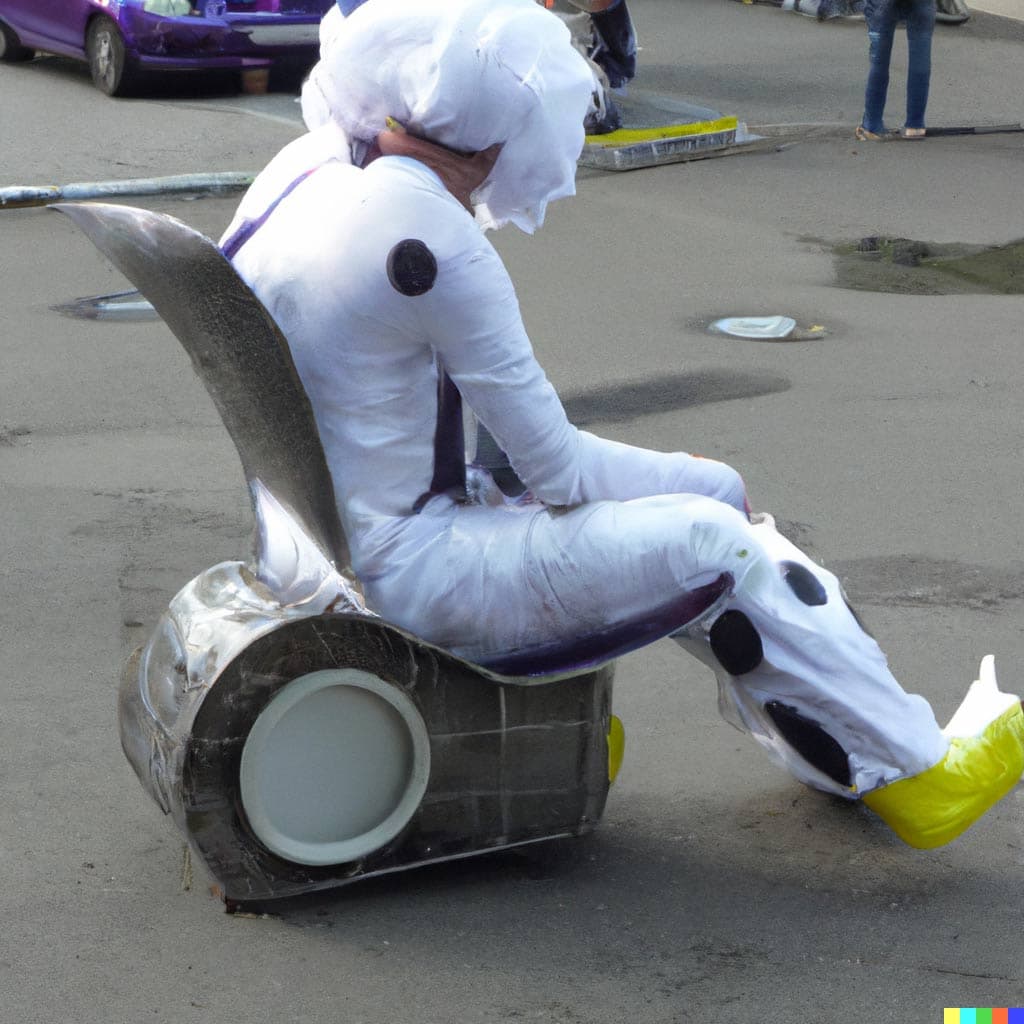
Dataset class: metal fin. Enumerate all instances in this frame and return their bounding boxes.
[54,201,349,576]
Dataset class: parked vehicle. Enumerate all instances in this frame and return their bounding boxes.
[0,0,333,96]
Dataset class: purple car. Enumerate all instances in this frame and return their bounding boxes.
[0,0,334,96]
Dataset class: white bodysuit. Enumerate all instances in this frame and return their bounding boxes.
[224,136,948,800]
[220,0,1024,847]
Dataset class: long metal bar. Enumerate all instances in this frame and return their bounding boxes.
[0,172,253,210]
[923,123,1024,137]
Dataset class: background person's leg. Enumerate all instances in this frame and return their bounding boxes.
[904,0,936,129]
[862,0,898,132]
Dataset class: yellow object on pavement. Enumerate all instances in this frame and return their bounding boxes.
[608,714,625,783]
[864,700,1024,849]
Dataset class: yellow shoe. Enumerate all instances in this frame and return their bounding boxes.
[863,656,1024,848]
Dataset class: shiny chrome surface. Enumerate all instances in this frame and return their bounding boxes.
[120,560,367,818]
[121,562,614,903]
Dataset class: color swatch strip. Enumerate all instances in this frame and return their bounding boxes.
[944,1010,1024,1024]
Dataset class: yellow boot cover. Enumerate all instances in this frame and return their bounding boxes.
[607,714,625,784]
[863,701,1024,849]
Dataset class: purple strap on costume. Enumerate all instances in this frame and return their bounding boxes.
[220,167,320,261]
[222,161,467,517]
[413,367,467,512]
[479,573,733,677]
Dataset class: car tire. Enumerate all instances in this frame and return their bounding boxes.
[0,20,35,62]
[86,16,138,96]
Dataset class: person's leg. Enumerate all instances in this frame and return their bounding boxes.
[673,511,1023,848]
[903,0,936,130]
[672,511,948,796]
[862,0,898,134]
[370,493,1024,849]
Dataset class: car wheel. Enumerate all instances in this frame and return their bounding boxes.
[0,20,35,62]
[86,16,137,96]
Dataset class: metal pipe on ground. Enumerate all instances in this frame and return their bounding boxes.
[923,123,1023,136]
[0,172,254,210]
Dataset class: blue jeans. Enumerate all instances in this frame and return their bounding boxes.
[862,0,936,133]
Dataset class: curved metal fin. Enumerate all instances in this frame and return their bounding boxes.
[54,201,349,574]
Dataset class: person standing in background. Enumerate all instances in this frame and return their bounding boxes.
[857,0,936,139]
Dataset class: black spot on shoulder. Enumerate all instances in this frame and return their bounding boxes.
[387,239,437,296]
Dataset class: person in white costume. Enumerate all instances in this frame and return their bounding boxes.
[221,0,1023,849]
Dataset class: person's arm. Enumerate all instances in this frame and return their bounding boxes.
[376,127,502,212]
[375,129,746,511]
[417,229,745,510]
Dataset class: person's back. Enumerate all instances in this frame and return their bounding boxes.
[229,154,479,532]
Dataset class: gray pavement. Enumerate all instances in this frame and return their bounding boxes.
[1,2,1023,1022]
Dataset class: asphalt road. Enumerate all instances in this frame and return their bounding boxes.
[1,2,1023,1022]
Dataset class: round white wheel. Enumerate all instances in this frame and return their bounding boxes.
[239,668,430,866]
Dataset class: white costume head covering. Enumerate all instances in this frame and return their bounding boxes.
[300,0,595,232]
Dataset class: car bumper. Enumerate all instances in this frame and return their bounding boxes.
[120,8,322,68]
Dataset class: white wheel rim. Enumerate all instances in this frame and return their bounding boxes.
[239,668,430,866]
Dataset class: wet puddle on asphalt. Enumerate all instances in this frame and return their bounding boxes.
[832,236,1024,295]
